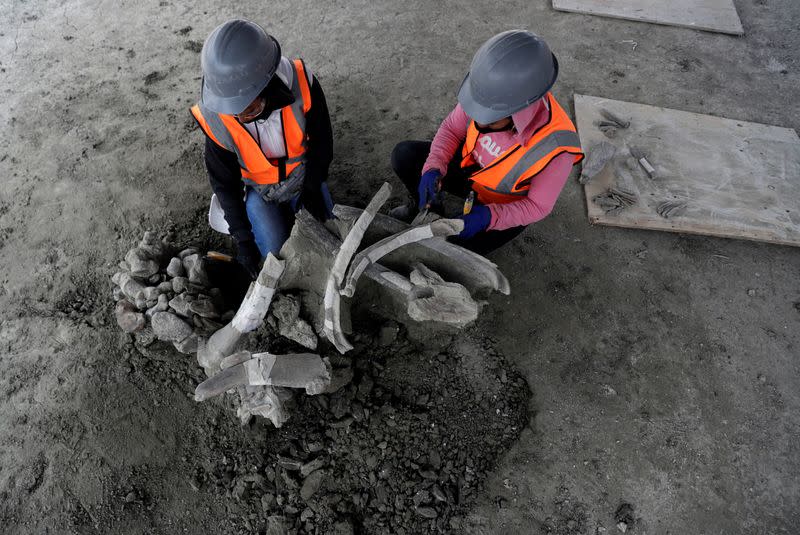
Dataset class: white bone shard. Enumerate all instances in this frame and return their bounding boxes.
[340,218,464,298]
[231,254,285,332]
[407,263,479,326]
[237,385,292,427]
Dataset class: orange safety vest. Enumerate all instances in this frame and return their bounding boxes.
[191,59,313,188]
[460,92,584,204]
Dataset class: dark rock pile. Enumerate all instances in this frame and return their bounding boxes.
[111,231,234,354]
[193,332,530,534]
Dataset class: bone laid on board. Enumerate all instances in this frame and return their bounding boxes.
[579,141,617,184]
[340,218,464,298]
[196,253,285,374]
[322,182,392,353]
[332,205,510,297]
[656,200,688,218]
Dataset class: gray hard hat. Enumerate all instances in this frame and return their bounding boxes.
[200,20,281,115]
[457,30,559,125]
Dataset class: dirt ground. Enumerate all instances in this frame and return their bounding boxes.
[1,0,799,534]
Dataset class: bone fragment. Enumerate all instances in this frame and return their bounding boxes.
[410,210,442,226]
[197,254,285,374]
[333,206,510,297]
[189,294,219,319]
[580,141,617,184]
[600,108,630,129]
[174,332,203,354]
[340,218,464,298]
[592,187,638,214]
[656,200,688,219]
[598,125,618,138]
[220,350,253,369]
[277,210,502,332]
[271,294,318,350]
[194,351,330,401]
[322,182,392,353]
[267,353,330,395]
[595,120,622,138]
[407,263,479,327]
[231,254,285,332]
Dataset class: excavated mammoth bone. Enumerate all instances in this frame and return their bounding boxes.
[322,182,392,353]
[196,254,284,375]
[340,218,464,298]
[195,350,331,401]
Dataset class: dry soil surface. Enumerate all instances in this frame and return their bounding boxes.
[1,0,799,534]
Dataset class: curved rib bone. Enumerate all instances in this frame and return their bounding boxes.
[333,206,510,297]
[340,218,464,298]
[322,182,392,353]
[196,254,285,374]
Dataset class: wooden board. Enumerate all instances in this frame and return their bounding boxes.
[574,94,800,247]
[553,0,744,35]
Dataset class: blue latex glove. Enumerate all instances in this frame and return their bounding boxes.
[458,204,491,239]
[417,169,442,210]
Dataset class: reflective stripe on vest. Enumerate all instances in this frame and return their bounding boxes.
[191,58,312,187]
[460,93,584,204]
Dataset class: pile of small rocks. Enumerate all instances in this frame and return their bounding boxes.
[111,231,234,354]
[193,332,530,534]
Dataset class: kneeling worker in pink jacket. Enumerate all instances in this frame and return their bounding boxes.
[390,30,584,254]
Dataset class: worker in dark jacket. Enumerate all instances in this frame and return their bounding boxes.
[191,20,333,279]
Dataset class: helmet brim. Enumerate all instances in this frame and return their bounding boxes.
[200,75,268,115]
[457,53,559,125]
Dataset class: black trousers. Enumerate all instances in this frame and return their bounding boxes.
[390,140,525,255]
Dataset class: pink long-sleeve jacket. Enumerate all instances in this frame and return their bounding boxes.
[422,99,574,231]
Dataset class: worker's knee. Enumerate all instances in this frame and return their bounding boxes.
[390,140,417,175]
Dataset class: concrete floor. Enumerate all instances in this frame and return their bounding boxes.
[0,0,798,533]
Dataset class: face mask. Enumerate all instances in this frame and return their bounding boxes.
[236,97,267,123]
[474,119,514,134]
